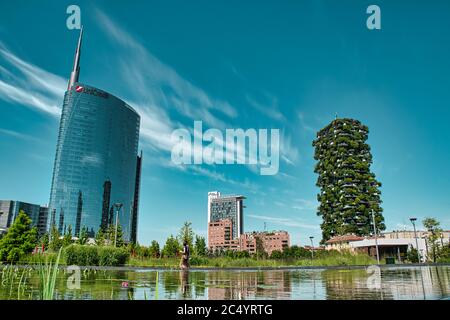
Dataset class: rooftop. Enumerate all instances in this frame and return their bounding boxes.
[326,234,365,244]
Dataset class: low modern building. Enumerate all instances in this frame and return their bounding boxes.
[325,234,365,251]
[382,230,450,243]
[0,200,48,236]
[325,231,449,263]
[350,237,428,262]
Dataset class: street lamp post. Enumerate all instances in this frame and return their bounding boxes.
[371,210,380,264]
[410,217,421,263]
[113,203,123,247]
[309,236,314,260]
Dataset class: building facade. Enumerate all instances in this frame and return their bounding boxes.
[207,218,290,255]
[240,231,290,255]
[208,219,240,250]
[48,29,141,241]
[208,191,245,240]
[0,200,48,236]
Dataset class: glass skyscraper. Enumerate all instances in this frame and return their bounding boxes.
[48,28,141,241]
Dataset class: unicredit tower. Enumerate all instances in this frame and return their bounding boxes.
[48,28,142,243]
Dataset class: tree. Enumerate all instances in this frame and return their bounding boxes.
[95,228,105,246]
[178,221,194,248]
[77,226,89,245]
[0,210,38,262]
[255,236,267,259]
[149,240,161,258]
[49,224,62,251]
[194,236,207,256]
[104,224,124,247]
[423,217,442,262]
[312,118,385,243]
[162,235,181,258]
[63,225,73,247]
[270,250,283,260]
[406,246,420,263]
[39,233,50,250]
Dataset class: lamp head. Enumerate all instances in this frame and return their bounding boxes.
[409,217,417,222]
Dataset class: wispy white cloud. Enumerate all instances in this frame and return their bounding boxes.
[297,111,316,133]
[291,198,317,211]
[95,9,237,130]
[95,9,297,178]
[0,10,300,184]
[0,45,65,117]
[0,128,41,143]
[247,214,320,230]
[279,132,299,165]
[246,94,285,121]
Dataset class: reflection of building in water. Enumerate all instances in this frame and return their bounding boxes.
[207,271,292,300]
[323,269,393,300]
[323,266,450,300]
[384,266,450,300]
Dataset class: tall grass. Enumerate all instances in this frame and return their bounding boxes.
[128,253,376,268]
[0,265,32,299]
[38,248,62,300]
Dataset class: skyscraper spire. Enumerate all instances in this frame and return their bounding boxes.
[68,26,83,90]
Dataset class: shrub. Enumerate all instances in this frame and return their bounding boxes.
[98,247,128,266]
[64,245,128,266]
[270,250,283,259]
[190,256,209,266]
[64,245,99,266]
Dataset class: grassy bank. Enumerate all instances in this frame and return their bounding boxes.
[128,253,376,268]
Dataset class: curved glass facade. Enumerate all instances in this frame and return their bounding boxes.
[48,83,140,240]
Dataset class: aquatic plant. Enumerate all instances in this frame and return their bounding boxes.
[38,248,62,300]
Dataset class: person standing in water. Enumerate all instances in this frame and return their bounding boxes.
[180,241,190,269]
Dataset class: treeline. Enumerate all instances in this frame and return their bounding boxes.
[130,222,207,258]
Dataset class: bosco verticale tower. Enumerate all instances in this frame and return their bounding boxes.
[312,118,385,243]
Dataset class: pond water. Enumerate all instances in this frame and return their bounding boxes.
[1,265,449,300]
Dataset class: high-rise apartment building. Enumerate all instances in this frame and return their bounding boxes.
[207,191,245,241]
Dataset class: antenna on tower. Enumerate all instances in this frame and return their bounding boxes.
[335,112,338,120]
[264,222,267,231]
[68,26,83,90]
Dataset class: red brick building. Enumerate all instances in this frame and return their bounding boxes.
[240,231,290,255]
[208,218,290,255]
[208,219,240,251]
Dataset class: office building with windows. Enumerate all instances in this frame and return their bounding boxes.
[0,200,48,236]
[208,191,245,241]
[48,28,141,241]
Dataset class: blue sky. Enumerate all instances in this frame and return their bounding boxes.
[0,0,449,246]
